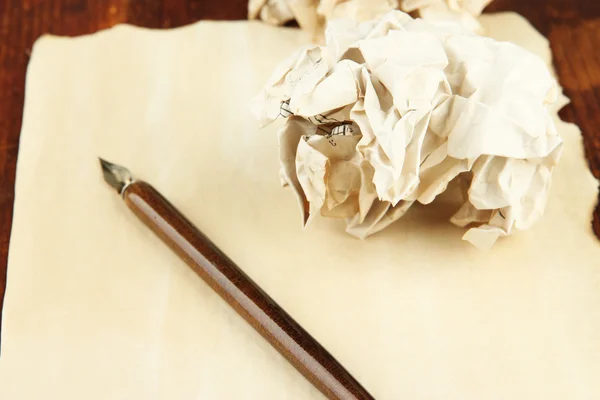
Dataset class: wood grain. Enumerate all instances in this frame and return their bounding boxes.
[1,0,599,340]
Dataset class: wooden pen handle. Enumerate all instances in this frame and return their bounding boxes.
[122,181,375,400]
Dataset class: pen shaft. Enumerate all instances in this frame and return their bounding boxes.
[122,181,375,400]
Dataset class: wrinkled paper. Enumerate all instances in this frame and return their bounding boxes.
[253,11,562,250]
[402,0,493,34]
[248,0,492,37]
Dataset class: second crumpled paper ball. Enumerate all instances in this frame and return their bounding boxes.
[248,0,493,38]
[252,11,562,250]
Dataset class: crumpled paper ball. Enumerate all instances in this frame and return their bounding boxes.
[248,0,493,38]
[402,0,493,33]
[252,11,562,249]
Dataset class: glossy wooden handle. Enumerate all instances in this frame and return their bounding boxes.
[122,181,375,400]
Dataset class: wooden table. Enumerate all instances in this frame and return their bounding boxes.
[1,0,599,338]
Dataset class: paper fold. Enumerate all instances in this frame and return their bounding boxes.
[253,11,562,249]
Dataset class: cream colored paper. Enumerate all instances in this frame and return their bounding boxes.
[253,11,562,249]
[248,0,492,37]
[1,14,599,400]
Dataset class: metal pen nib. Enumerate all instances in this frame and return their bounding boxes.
[99,158,134,195]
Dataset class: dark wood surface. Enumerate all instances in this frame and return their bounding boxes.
[1,0,599,339]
